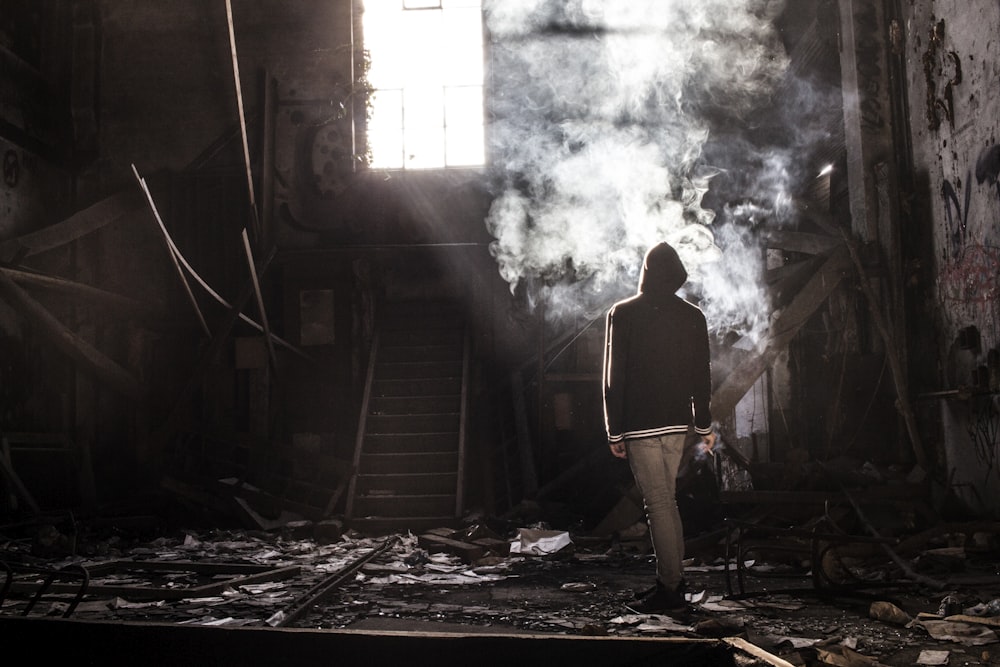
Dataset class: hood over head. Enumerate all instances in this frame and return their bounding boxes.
[638,242,687,296]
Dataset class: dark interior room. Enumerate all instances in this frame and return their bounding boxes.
[2,1,1000,665]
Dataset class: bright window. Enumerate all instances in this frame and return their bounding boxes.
[362,0,485,170]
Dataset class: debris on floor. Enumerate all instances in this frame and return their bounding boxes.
[4,466,1000,666]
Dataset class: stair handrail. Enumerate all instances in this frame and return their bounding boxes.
[455,327,470,517]
[345,331,380,519]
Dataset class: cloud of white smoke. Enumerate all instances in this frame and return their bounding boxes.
[483,0,792,344]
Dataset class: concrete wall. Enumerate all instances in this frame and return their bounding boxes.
[903,0,1000,514]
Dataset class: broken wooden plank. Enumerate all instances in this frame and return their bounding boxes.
[322,467,352,519]
[132,164,212,338]
[417,532,487,564]
[470,537,508,555]
[0,435,42,514]
[761,229,843,255]
[0,266,165,322]
[218,477,326,523]
[225,0,261,242]
[128,170,308,360]
[842,230,930,470]
[155,249,277,441]
[711,244,851,417]
[0,189,142,263]
[241,228,278,373]
[0,268,145,400]
[589,485,645,538]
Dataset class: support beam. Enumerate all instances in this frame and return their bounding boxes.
[132,165,211,338]
[712,245,852,417]
[0,269,145,400]
[225,0,261,242]
[155,247,276,439]
[761,230,843,256]
[130,167,308,361]
[838,0,896,243]
[241,228,277,374]
[0,436,42,514]
[0,190,141,263]
[0,266,164,323]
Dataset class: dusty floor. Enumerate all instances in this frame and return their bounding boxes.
[3,516,1000,667]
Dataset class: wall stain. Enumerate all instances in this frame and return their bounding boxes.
[922,18,963,131]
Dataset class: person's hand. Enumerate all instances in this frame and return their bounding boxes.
[609,441,627,459]
[701,431,716,451]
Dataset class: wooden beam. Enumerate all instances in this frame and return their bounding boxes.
[225,0,261,242]
[842,231,929,470]
[241,228,277,373]
[761,230,843,255]
[0,266,164,322]
[127,168,309,360]
[156,247,276,438]
[766,254,825,308]
[0,190,142,263]
[132,165,212,338]
[711,245,851,417]
[0,435,42,514]
[0,268,145,400]
[260,71,276,250]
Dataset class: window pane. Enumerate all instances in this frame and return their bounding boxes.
[444,86,483,166]
[367,89,403,169]
[442,9,483,84]
[363,0,484,169]
[403,86,444,130]
[445,86,482,128]
[404,0,441,8]
[446,125,484,166]
[405,126,445,168]
[401,11,444,85]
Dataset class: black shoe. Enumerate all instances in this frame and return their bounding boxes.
[633,582,657,600]
[633,577,686,601]
[626,581,689,614]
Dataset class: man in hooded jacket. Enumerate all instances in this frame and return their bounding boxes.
[603,242,715,613]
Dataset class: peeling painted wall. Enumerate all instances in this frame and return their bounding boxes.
[903,0,1000,513]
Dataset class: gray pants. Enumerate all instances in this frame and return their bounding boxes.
[626,433,686,589]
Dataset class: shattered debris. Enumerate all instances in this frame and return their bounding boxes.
[4,467,1000,666]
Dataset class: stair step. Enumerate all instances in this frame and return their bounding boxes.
[381,304,464,328]
[364,432,458,454]
[366,413,459,434]
[347,300,466,523]
[355,472,457,495]
[370,395,460,415]
[380,328,463,347]
[352,493,456,518]
[360,452,458,474]
[372,377,462,397]
[375,361,462,380]
[378,344,462,364]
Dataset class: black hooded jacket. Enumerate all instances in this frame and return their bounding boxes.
[602,243,713,443]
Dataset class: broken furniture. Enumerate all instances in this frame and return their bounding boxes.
[723,516,896,598]
[1,560,90,618]
[3,559,300,604]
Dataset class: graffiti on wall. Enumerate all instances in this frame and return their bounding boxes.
[966,394,1000,489]
[939,143,1000,305]
[939,243,1000,304]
